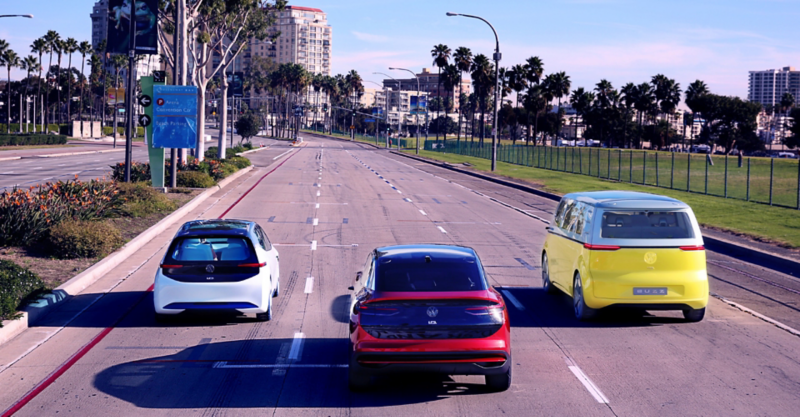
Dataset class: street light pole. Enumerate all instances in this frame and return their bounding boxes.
[124,0,137,182]
[0,14,34,18]
[447,12,501,171]
[390,67,421,155]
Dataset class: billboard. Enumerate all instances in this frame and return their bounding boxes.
[152,85,198,149]
[227,72,244,97]
[371,107,384,116]
[107,0,159,55]
[107,88,125,106]
[410,95,427,115]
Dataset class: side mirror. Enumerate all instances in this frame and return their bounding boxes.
[355,271,363,281]
[348,286,354,291]
[546,226,554,232]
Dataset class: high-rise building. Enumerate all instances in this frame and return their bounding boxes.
[90,0,161,87]
[382,68,470,112]
[748,66,800,107]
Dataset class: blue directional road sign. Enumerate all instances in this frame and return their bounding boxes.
[365,119,376,123]
[152,85,198,149]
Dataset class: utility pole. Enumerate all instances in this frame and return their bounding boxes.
[124,0,137,182]
[170,0,180,188]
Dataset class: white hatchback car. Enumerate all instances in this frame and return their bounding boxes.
[154,219,280,322]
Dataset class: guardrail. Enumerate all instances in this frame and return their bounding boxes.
[424,141,800,210]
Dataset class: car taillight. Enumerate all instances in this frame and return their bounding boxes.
[679,245,705,251]
[160,264,183,268]
[237,262,266,267]
[584,243,621,251]
[465,305,504,315]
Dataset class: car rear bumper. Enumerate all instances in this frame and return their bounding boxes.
[153,272,270,315]
[584,273,709,310]
[350,350,511,376]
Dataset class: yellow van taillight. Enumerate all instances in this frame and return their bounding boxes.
[679,245,705,251]
[584,243,620,251]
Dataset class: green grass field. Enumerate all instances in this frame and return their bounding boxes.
[405,149,800,248]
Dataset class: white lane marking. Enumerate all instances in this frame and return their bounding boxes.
[501,290,525,310]
[317,183,321,187]
[273,149,293,160]
[58,164,66,166]
[316,190,320,197]
[403,198,412,203]
[272,342,291,376]
[310,240,317,250]
[318,176,321,180]
[437,226,447,234]
[711,292,800,337]
[305,277,314,293]
[315,203,320,209]
[397,190,402,194]
[568,365,609,404]
[32,167,43,170]
[0,172,12,174]
[419,210,427,216]
[312,218,318,226]
[214,362,346,369]
[288,332,305,361]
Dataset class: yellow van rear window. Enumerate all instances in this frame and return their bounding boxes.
[601,211,694,239]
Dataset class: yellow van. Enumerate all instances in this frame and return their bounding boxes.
[542,191,708,322]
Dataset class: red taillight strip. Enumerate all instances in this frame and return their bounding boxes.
[237,262,266,267]
[584,243,620,251]
[160,264,183,268]
[679,245,705,251]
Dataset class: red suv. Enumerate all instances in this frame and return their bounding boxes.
[347,245,512,391]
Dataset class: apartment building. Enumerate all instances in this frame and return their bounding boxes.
[382,68,470,112]
[748,66,800,108]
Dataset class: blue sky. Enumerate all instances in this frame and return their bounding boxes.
[2,0,799,100]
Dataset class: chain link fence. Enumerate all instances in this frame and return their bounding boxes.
[425,141,800,210]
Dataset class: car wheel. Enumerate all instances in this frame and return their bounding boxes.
[257,296,273,322]
[573,273,597,321]
[273,278,280,298]
[485,360,512,392]
[542,253,557,294]
[683,307,706,322]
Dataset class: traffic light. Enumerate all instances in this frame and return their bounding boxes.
[352,111,356,118]
[323,103,328,112]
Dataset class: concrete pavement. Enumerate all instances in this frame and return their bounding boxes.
[1,136,799,416]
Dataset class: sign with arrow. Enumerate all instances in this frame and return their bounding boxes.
[138,94,152,107]
[138,114,152,127]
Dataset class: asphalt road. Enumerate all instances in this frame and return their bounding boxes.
[1,136,799,416]
[0,131,274,191]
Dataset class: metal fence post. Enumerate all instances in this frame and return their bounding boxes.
[643,152,647,184]
[572,147,575,172]
[687,153,691,191]
[579,148,583,174]
[670,152,674,189]
[589,148,592,176]
[629,151,633,183]
[797,159,800,210]
[704,155,709,194]
[724,154,728,198]
[597,147,601,177]
[746,158,751,201]
[655,152,659,187]
[618,150,622,180]
[769,158,774,206]
[607,149,610,179]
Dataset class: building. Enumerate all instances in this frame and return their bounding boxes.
[748,66,800,108]
[382,68,470,112]
[90,0,161,89]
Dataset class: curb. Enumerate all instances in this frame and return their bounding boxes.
[236,145,271,156]
[390,150,800,274]
[35,149,126,158]
[0,156,22,162]
[0,165,256,346]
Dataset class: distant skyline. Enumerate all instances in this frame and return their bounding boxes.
[1,0,798,102]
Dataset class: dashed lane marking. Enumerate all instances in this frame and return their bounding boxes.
[437,226,447,234]
[304,277,314,294]
[501,290,525,310]
[315,203,320,209]
[288,332,305,361]
[419,210,427,216]
[403,198,412,203]
[568,363,610,404]
[316,191,321,197]
[312,218,319,226]
[310,241,317,250]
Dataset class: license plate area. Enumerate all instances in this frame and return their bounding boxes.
[633,287,668,296]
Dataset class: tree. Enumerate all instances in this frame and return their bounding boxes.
[53,38,66,124]
[234,113,259,144]
[63,38,78,124]
[30,38,48,132]
[570,87,595,144]
[785,107,800,149]
[430,44,451,142]
[695,94,763,153]
[2,49,21,134]
[111,54,128,145]
[685,80,709,150]
[453,46,472,143]
[471,54,493,145]
[44,31,60,126]
[779,92,795,145]
[78,41,93,137]
[523,56,545,142]
[21,55,38,131]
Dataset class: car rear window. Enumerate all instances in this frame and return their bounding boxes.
[169,237,253,262]
[375,259,486,292]
[601,211,694,239]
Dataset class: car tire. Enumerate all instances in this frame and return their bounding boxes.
[542,253,557,294]
[485,361,512,392]
[683,307,705,322]
[573,273,597,321]
[273,278,280,298]
[257,296,273,322]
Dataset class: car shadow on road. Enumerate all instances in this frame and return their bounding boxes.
[93,338,495,409]
[330,294,350,324]
[500,287,687,328]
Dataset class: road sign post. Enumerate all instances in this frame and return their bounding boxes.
[140,76,166,187]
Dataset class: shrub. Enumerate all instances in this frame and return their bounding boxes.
[0,260,46,324]
[0,134,68,146]
[0,178,124,246]
[111,161,150,183]
[47,220,124,259]
[226,156,251,169]
[235,114,260,142]
[117,182,177,217]
[177,171,215,188]
[102,126,144,137]
[243,142,254,150]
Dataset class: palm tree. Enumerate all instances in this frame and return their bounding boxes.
[507,64,528,144]
[779,92,795,144]
[2,49,21,134]
[570,87,595,145]
[88,53,103,137]
[44,31,60,127]
[620,82,637,148]
[96,39,108,129]
[62,38,79,125]
[684,80,709,151]
[30,38,48,132]
[78,41,93,137]
[111,54,128,145]
[453,47,472,143]
[523,56,544,142]
[470,54,493,145]
[633,83,656,148]
[440,64,460,140]
[53,38,65,124]
[431,44,451,142]
[21,55,38,132]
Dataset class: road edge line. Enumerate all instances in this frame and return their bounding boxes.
[710,292,800,338]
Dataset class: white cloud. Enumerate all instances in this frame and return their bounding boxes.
[351,31,389,43]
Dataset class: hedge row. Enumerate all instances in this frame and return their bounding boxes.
[0,134,68,146]
[111,155,251,187]
[0,123,62,134]
[102,126,145,137]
